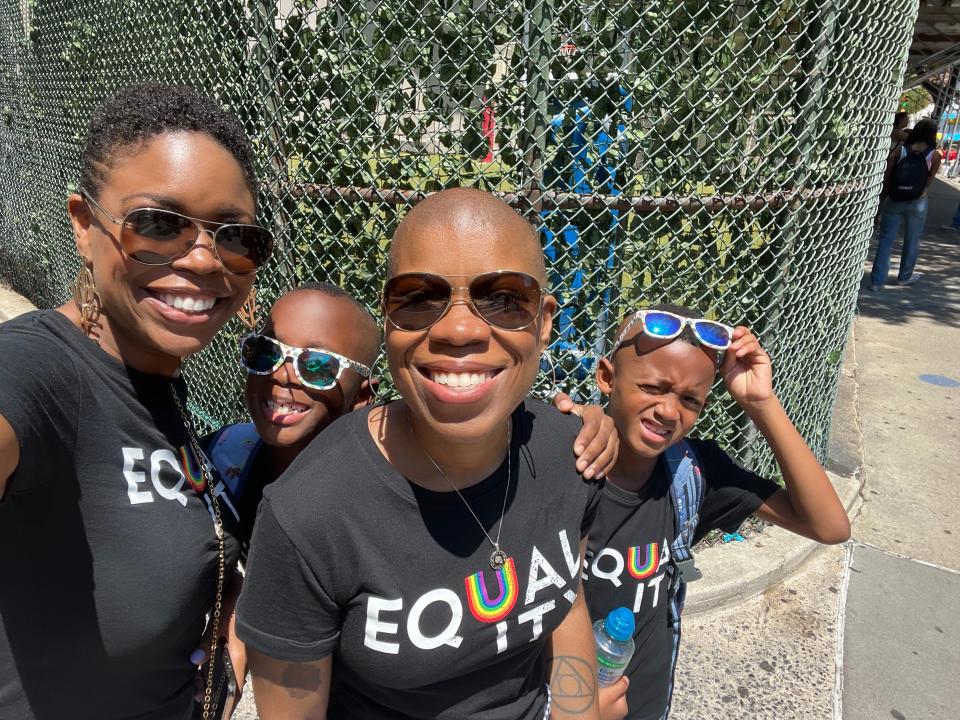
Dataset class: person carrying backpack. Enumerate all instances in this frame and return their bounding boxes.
[870,118,941,291]
[587,306,850,720]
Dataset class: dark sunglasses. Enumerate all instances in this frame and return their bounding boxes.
[81,190,274,275]
[240,334,371,391]
[382,270,546,332]
[613,310,734,352]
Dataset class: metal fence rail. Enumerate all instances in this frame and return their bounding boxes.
[0,0,918,475]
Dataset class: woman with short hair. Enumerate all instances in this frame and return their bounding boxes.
[0,83,273,719]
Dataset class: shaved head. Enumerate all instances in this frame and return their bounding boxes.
[381,187,558,451]
[389,188,546,282]
[278,286,381,368]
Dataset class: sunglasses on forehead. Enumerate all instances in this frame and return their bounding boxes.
[240,334,371,391]
[81,190,274,275]
[613,310,734,353]
[382,270,546,332]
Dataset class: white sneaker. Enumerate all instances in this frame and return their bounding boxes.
[897,273,923,286]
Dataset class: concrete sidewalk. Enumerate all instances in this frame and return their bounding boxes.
[840,178,960,719]
[841,543,960,720]
[853,177,960,569]
[0,282,37,321]
[674,178,960,719]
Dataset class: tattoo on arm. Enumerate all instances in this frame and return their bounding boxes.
[550,655,597,714]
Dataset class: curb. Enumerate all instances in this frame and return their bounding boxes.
[0,283,37,322]
[684,327,864,615]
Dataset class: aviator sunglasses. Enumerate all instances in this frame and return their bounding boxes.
[613,309,734,353]
[382,270,546,332]
[240,334,371,391]
[81,190,274,275]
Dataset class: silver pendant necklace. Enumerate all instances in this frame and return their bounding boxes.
[405,408,511,570]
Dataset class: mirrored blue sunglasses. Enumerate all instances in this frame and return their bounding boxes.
[612,310,734,353]
[240,334,371,391]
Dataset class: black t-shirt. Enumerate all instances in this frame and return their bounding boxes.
[583,438,779,720]
[237,400,603,720]
[0,311,240,720]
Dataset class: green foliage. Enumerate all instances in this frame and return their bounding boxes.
[899,86,932,115]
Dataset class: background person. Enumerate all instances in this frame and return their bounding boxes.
[874,111,912,225]
[870,118,941,290]
[0,84,272,719]
[890,111,910,150]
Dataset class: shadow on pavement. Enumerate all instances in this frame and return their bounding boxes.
[858,177,960,329]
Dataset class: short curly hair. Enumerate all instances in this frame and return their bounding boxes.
[79,83,258,203]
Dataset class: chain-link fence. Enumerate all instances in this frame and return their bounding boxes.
[0,0,918,474]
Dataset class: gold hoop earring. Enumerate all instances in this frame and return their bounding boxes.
[72,264,102,341]
[236,287,258,334]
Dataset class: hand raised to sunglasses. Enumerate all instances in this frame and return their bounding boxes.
[552,392,619,480]
[719,327,775,412]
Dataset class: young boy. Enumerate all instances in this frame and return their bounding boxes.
[193,283,380,715]
[204,282,381,551]
[586,304,850,720]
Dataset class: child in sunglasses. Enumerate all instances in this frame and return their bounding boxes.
[586,304,850,720]
[203,282,381,552]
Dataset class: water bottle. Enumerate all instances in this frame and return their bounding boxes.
[593,607,636,687]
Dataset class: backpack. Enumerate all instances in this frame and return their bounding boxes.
[204,422,263,505]
[661,439,706,719]
[887,146,933,202]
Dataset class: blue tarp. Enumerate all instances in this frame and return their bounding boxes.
[539,88,631,399]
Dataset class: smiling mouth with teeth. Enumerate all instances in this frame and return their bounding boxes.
[422,368,499,390]
[154,292,220,314]
[265,399,310,416]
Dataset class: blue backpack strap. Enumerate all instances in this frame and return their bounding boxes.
[206,422,263,500]
[665,439,705,595]
[662,439,705,719]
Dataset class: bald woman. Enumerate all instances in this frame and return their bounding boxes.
[238,189,605,720]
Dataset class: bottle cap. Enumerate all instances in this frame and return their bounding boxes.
[604,607,635,642]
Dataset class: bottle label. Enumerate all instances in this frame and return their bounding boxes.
[596,655,628,686]
[596,655,627,669]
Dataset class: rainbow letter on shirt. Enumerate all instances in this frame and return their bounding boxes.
[178,445,206,493]
[464,557,519,623]
[627,543,660,580]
